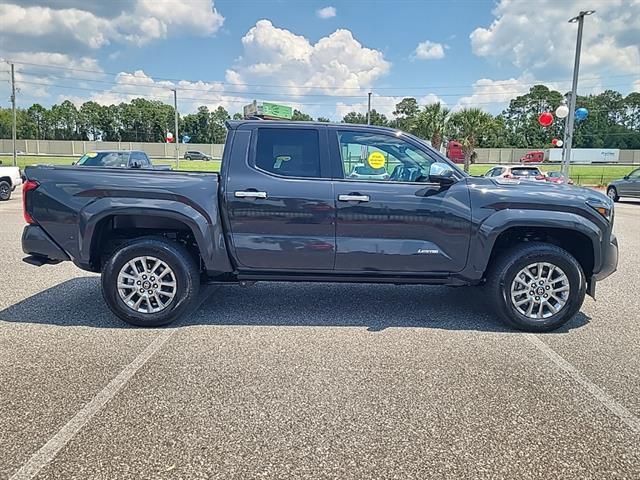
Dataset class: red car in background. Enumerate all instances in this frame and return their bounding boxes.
[544,171,574,185]
[520,150,544,163]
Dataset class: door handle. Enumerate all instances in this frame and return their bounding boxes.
[338,194,370,202]
[235,190,267,199]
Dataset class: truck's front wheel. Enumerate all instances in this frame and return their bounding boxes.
[485,242,586,332]
[101,237,200,327]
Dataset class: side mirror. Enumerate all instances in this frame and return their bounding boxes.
[71,161,76,165]
[623,175,629,180]
[429,163,456,186]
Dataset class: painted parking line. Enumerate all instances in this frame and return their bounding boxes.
[9,287,216,480]
[526,334,640,435]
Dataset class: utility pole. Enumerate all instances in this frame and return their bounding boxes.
[172,88,179,169]
[10,63,17,167]
[562,10,595,177]
[366,92,372,125]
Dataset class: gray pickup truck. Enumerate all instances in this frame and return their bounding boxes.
[21,121,618,332]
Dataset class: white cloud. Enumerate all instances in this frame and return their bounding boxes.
[0,1,225,50]
[455,75,535,111]
[316,6,336,19]
[633,79,640,93]
[470,0,640,78]
[413,41,446,60]
[82,70,251,115]
[227,20,390,99]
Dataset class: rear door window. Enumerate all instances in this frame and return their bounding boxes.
[255,128,321,178]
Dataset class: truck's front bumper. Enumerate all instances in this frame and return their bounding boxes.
[22,225,70,265]
[594,233,618,281]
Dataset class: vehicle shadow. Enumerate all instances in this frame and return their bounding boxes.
[0,277,590,333]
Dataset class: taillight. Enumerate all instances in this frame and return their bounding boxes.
[503,174,514,179]
[22,180,39,224]
[535,175,545,180]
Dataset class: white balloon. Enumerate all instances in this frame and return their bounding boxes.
[556,105,569,118]
[556,139,563,147]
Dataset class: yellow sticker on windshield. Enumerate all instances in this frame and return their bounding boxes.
[367,151,385,169]
[86,152,98,158]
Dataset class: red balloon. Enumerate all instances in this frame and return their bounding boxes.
[551,138,558,145]
[538,112,554,127]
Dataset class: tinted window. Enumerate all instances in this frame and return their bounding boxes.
[131,152,150,165]
[337,131,438,183]
[511,167,541,176]
[628,168,640,179]
[255,128,321,178]
[77,151,128,167]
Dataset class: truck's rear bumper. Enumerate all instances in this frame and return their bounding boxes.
[22,225,70,265]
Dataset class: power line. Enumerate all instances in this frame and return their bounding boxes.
[14,70,636,99]
[7,59,639,91]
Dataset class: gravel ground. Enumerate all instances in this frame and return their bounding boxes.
[1,191,639,479]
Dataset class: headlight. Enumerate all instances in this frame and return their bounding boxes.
[586,199,613,222]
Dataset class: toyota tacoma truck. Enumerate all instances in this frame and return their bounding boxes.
[20,121,618,332]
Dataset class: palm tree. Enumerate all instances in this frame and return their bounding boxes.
[449,108,493,172]
[416,102,450,151]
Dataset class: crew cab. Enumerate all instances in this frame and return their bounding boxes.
[0,164,23,201]
[20,121,618,332]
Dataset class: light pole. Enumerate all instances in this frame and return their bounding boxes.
[171,88,179,169]
[562,10,595,177]
[366,92,372,125]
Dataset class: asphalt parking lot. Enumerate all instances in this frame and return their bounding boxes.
[1,190,639,479]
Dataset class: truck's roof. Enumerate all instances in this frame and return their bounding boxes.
[226,119,402,134]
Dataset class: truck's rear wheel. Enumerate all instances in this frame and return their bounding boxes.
[485,242,586,332]
[101,237,200,327]
[0,181,11,201]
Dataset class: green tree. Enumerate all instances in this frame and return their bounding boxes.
[291,109,313,121]
[393,97,420,132]
[415,102,450,150]
[342,111,367,124]
[449,108,494,172]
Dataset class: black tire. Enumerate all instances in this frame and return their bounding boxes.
[607,186,619,202]
[101,237,200,327]
[0,181,11,201]
[485,242,586,332]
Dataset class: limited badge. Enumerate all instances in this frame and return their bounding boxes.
[367,151,385,169]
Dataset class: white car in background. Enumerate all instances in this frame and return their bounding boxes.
[0,165,23,201]
[484,165,546,182]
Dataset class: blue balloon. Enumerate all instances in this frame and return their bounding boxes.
[575,107,588,121]
[182,135,191,143]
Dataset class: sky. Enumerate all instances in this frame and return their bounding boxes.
[0,0,639,120]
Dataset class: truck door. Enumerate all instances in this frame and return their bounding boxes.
[330,128,471,273]
[224,125,335,270]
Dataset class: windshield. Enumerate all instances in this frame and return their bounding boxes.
[77,152,129,168]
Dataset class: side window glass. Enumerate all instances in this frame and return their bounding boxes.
[629,169,640,179]
[337,131,438,183]
[255,128,321,178]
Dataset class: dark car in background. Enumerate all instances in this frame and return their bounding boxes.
[75,150,170,170]
[184,150,212,161]
[607,167,640,201]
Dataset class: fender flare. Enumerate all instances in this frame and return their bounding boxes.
[77,197,232,273]
[470,209,602,275]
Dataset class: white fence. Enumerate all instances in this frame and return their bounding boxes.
[2,139,640,164]
[0,139,224,159]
